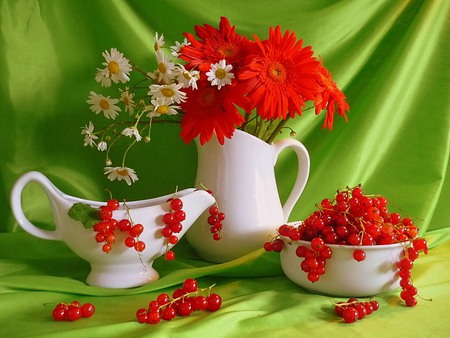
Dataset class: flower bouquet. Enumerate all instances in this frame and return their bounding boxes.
[82,17,349,184]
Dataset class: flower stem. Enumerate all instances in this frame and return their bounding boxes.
[266,116,290,143]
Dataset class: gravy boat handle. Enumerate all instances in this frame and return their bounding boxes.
[10,171,62,240]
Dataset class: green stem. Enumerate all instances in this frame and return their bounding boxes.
[266,116,291,143]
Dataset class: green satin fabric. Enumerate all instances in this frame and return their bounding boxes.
[1,0,450,337]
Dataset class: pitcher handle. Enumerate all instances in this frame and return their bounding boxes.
[272,139,310,221]
[10,171,62,240]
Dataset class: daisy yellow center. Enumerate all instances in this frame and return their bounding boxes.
[215,68,227,79]
[158,62,167,74]
[268,62,287,82]
[117,168,129,176]
[99,99,110,110]
[182,71,192,80]
[161,87,175,98]
[108,61,120,74]
[123,96,130,105]
[156,105,169,114]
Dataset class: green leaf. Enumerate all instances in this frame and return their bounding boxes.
[68,203,100,229]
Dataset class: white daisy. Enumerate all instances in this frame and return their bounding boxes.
[81,121,98,147]
[97,141,107,151]
[154,32,165,51]
[96,48,132,86]
[174,64,199,90]
[170,38,190,57]
[121,126,142,142]
[95,68,112,87]
[149,83,187,104]
[206,59,234,89]
[87,91,121,119]
[104,166,138,185]
[119,87,136,114]
[148,98,180,117]
[155,49,175,84]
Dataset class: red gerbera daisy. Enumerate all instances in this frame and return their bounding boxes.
[314,62,349,130]
[180,17,255,74]
[239,25,321,120]
[180,81,250,145]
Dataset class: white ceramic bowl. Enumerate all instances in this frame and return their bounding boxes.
[280,238,406,297]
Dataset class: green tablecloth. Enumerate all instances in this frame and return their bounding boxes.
[1,0,450,336]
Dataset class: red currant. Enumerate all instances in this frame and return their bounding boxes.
[353,249,366,262]
[206,293,222,312]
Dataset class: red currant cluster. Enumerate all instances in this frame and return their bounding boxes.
[334,298,379,323]
[52,301,95,321]
[93,198,146,253]
[207,204,225,241]
[398,238,428,307]
[301,185,421,246]
[161,197,186,261]
[135,278,222,324]
[266,228,333,283]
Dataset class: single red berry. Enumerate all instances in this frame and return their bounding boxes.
[165,250,176,261]
[102,243,112,253]
[353,249,366,262]
[206,293,222,312]
[192,295,208,311]
[129,224,144,237]
[147,311,161,324]
[183,278,199,293]
[404,296,418,307]
[65,305,81,321]
[173,210,186,222]
[107,199,120,211]
[80,303,95,318]
[134,241,146,252]
[168,235,179,245]
[310,237,325,252]
[177,301,193,317]
[162,306,176,321]
[170,198,183,211]
[124,236,136,248]
[117,219,131,231]
[156,293,171,306]
[342,307,358,323]
[52,305,66,321]
[136,308,148,323]
[99,206,113,220]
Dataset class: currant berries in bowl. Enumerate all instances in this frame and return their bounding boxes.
[264,185,428,298]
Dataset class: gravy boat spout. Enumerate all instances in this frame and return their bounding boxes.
[10,171,216,288]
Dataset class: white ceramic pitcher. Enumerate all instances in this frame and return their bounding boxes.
[187,129,310,262]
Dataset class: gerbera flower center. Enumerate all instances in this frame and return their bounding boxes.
[99,99,110,110]
[158,62,167,74]
[215,68,227,79]
[268,62,287,82]
[161,88,175,98]
[156,105,169,114]
[108,61,120,75]
[219,44,237,57]
[117,168,129,176]
[199,87,216,107]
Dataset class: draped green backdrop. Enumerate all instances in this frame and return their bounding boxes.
[1,1,450,337]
